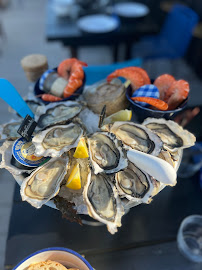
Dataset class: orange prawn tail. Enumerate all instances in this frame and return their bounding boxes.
[107,68,144,92]
[63,79,83,98]
[131,97,168,111]
[41,94,63,102]
[58,58,87,79]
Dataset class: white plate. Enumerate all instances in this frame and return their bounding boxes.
[77,14,119,33]
[114,2,150,18]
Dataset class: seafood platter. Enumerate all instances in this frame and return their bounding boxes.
[0,58,196,234]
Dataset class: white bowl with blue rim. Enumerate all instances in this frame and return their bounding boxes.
[13,247,93,270]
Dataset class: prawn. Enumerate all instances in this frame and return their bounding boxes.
[167,80,189,110]
[57,58,87,80]
[154,74,175,101]
[107,67,145,93]
[131,97,168,110]
[57,58,87,98]
[41,93,62,102]
[63,61,86,98]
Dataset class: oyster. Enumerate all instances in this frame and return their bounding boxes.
[127,149,177,186]
[143,118,196,152]
[0,120,21,140]
[20,157,68,208]
[35,101,83,129]
[87,132,127,174]
[26,100,41,115]
[158,150,175,168]
[102,121,162,156]
[115,162,155,204]
[32,123,83,157]
[83,171,125,234]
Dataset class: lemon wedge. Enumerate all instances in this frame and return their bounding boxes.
[73,137,89,159]
[124,80,131,88]
[65,163,81,190]
[103,109,132,125]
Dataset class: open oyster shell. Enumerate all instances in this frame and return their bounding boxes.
[83,171,125,234]
[127,149,177,186]
[143,118,196,152]
[115,161,156,204]
[102,121,162,156]
[32,123,83,157]
[20,157,68,208]
[35,101,83,129]
[87,131,128,174]
[0,120,22,141]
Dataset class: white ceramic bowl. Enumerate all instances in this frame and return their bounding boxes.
[13,247,93,270]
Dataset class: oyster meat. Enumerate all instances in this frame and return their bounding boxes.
[87,132,127,174]
[83,171,124,234]
[143,118,196,152]
[32,123,83,157]
[102,121,162,156]
[115,161,155,203]
[20,157,68,208]
[35,101,83,129]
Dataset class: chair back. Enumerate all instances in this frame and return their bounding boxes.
[160,4,199,57]
[83,58,142,85]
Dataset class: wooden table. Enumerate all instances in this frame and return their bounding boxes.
[45,0,160,61]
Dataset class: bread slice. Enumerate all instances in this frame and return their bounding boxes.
[27,260,79,270]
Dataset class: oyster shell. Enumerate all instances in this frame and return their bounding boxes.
[127,149,177,186]
[158,150,175,168]
[102,121,162,156]
[87,132,127,174]
[115,161,155,204]
[0,120,21,141]
[83,171,125,234]
[143,118,196,152]
[32,123,83,157]
[35,101,83,129]
[20,157,68,208]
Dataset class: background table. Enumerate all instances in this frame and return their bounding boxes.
[45,1,160,61]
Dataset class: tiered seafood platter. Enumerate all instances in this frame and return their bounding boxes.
[0,58,196,234]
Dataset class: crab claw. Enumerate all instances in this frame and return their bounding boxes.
[127,149,177,186]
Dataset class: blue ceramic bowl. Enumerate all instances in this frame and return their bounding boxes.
[34,67,85,105]
[126,85,188,123]
[13,247,93,270]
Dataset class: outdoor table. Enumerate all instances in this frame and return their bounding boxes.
[4,172,202,269]
[45,0,160,61]
[4,107,202,269]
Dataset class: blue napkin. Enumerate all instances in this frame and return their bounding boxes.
[39,69,55,90]
[132,84,159,107]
